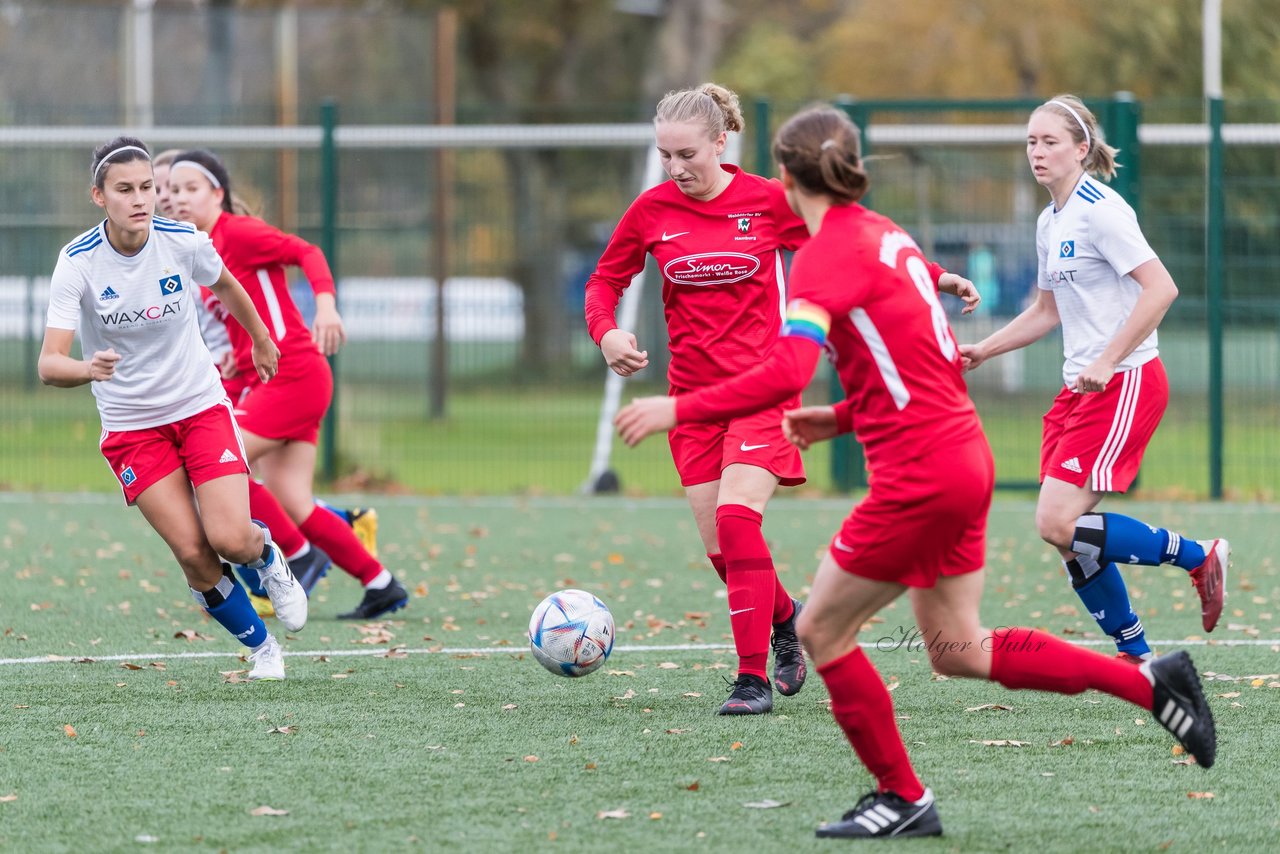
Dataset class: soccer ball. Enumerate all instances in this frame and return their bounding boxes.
[528,589,615,677]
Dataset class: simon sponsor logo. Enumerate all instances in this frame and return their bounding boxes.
[663,252,760,287]
[97,299,185,327]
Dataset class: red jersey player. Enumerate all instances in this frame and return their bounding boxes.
[585,83,810,715]
[169,149,408,620]
[615,105,1215,839]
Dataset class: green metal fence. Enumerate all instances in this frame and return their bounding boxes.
[1,96,1277,499]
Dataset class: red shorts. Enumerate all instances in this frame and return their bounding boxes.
[829,431,993,588]
[1040,357,1168,493]
[667,389,805,488]
[99,400,250,505]
[234,354,333,444]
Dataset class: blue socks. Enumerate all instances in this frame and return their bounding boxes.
[193,569,268,649]
[1071,513,1205,571]
[1070,561,1150,657]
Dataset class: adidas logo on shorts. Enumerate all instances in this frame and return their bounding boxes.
[1061,457,1083,473]
[219,449,239,464]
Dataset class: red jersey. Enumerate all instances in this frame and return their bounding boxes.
[203,212,335,378]
[584,165,809,389]
[679,204,981,469]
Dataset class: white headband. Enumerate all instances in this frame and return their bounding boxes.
[1048,99,1091,149]
[170,160,222,189]
[93,145,150,179]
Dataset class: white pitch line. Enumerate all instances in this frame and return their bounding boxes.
[2,637,1277,667]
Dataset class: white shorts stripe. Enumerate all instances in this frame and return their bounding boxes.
[218,398,249,463]
[1092,366,1141,492]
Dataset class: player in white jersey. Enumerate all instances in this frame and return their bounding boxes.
[38,136,308,680]
[960,96,1228,661]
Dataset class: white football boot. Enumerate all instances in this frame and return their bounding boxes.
[255,541,308,632]
[247,634,286,681]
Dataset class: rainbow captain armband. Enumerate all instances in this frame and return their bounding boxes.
[781,299,831,346]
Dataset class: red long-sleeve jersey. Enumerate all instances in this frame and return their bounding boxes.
[202,212,335,378]
[678,203,982,469]
[584,165,809,389]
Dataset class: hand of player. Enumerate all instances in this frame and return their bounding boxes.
[781,405,838,450]
[218,350,239,379]
[614,396,676,447]
[600,328,649,378]
[1074,358,1116,393]
[88,348,121,382]
[941,273,982,314]
[251,336,281,384]
[312,302,347,356]
[958,343,986,373]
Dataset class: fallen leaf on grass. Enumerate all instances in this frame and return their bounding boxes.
[685,781,700,791]
[523,755,539,762]
[502,704,518,711]
[596,809,629,820]
[147,662,166,671]
[730,742,743,750]
[221,671,248,684]
[613,689,636,701]
[1216,692,1241,699]
[649,812,662,820]
[1050,737,1075,747]
[119,662,143,671]
[1187,792,1214,799]
[743,799,790,809]
[249,805,289,816]
[707,756,730,763]
[1173,757,1197,766]
[72,657,96,664]
[268,726,297,735]
[657,662,680,670]
[970,739,1030,747]
[331,673,351,680]
[965,704,1013,712]
[173,629,213,642]
[682,692,703,698]
[63,725,77,738]
[0,793,16,803]
[665,729,688,735]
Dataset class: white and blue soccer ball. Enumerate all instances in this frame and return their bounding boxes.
[528,589,615,677]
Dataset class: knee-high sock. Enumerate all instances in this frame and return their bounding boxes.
[989,627,1152,708]
[716,504,777,680]
[1070,560,1151,657]
[300,506,382,585]
[247,480,306,556]
[193,570,268,649]
[773,579,795,624]
[819,648,924,801]
[1073,513,1206,571]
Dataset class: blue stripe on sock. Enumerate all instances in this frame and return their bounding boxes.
[206,582,268,648]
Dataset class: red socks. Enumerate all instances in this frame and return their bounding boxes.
[989,627,1153,709]
[247,480,306,556]
[300,506,383,585]
[708,552,728,585]
[716,504,781,680]
[819,648,925,801]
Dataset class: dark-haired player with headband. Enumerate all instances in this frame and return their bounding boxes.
[168,149,408,620]
[615,104,1216,838]
[39,137,307,680]
[961,95,1228,663]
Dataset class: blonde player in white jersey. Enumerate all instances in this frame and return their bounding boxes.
[38,136,308,680]
[960,96,1228,662]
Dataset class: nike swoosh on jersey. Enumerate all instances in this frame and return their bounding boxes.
[661,230,690,241]
[739,442,770,451]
